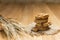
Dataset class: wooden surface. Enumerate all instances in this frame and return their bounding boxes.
[0,3,60,40]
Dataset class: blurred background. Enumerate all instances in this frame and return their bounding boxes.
[0,0,60,3]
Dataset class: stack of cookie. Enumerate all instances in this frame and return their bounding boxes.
[32,14,51,32]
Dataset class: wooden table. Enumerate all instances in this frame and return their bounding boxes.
[0,3,60,40]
